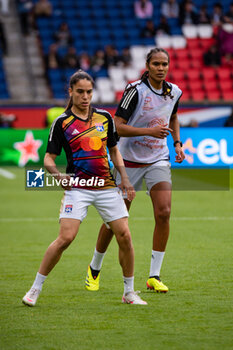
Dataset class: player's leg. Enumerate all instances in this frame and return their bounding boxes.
[86,166,143,290]
[109,217,147,305]
[85,199,132,291]
[22,218,80,306]
[144,162,172,292]
[22,189,88,306]
[147,181,171,292]
[39,218,81,275]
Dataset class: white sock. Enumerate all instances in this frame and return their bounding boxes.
[31,272,47,291]
[90,248,105,271]
[123,276,134,295]
[149,250,165,277]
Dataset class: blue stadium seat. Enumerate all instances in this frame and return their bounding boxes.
[48,69,62,80]
[170,27,182,35]
[39,28,53,39]
[78,8,91,19]
[94,68,108,78]
[41,39,54,54]
[36,17,50,27]
[96,29,111,40]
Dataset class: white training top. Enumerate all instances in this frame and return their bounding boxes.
[115,79,182,164]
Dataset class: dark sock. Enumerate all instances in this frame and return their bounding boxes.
[90,266,100,279]
[149,275,160,281]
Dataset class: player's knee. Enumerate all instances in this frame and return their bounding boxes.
[57,231,75,250]
[117,229,133,250]
[155,206,171,222]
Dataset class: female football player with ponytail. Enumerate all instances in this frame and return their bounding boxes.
[86,48,185,293]
[22,70,147,306]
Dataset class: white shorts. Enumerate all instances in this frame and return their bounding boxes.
[116,160,171,192]
[59,188,129,225]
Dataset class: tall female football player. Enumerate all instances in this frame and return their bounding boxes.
[86,48,185,293]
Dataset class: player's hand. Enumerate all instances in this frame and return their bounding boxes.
[58,174,72,190]
[118,177,136,201]
[175,146,185,163]
[149,124,173,139]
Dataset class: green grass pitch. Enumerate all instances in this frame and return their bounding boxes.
[0,167,232,350]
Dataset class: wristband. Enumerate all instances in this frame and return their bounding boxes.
[173,140,183,147]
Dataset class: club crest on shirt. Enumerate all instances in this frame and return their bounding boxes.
[143,96,153,111]
[95,123,104,132]
[65,204,73,213]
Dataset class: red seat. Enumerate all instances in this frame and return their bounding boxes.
[168,59,177,70]
[115,91,124,102]
[189,49,203,60]
[219,79,233,91]
[202,79,218,90]
[189,80,203,91]
[175,81,189,90]
[180,90,191,101]
[186,69,201,81]
[191,90,206,101]
[206,90,221,101]
[191,60,204,69]
[165,48,174,59]
[222,90,233,101]
[200,38,216,50]
[176,58,192,70]
[166,72,173,82]
[174,48,189,59]
[187,38,201,50]
[215,67,232,80]
[202,68,216,80]
[171,70,186,81]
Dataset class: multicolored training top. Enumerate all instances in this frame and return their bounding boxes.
[46,107,117,190]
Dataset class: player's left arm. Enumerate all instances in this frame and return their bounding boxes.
[109,145,135,201]
[169,113,185,163]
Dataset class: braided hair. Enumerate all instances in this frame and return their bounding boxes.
[65,69,94,121]
[126,47,174,100]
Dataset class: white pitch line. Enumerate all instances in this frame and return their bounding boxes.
[0,217,233,223]
[0,168,16,179]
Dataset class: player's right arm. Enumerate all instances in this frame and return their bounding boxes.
[44,153,71,190]
[45,117,71,190]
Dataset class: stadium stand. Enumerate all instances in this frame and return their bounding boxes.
[0,0,232,102]
[0,48,8,99]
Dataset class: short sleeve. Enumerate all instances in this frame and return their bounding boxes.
[106,114,117,148]
[115,87,138,121]
[171,93,182,115]
[46,118,64,155]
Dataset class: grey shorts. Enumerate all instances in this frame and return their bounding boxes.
[116,160,171,192]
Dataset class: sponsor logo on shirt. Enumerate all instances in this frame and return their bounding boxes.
[72,129,79,135]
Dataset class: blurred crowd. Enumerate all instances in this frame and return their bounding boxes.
[7,0,231,71]
[45,41,132,72]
